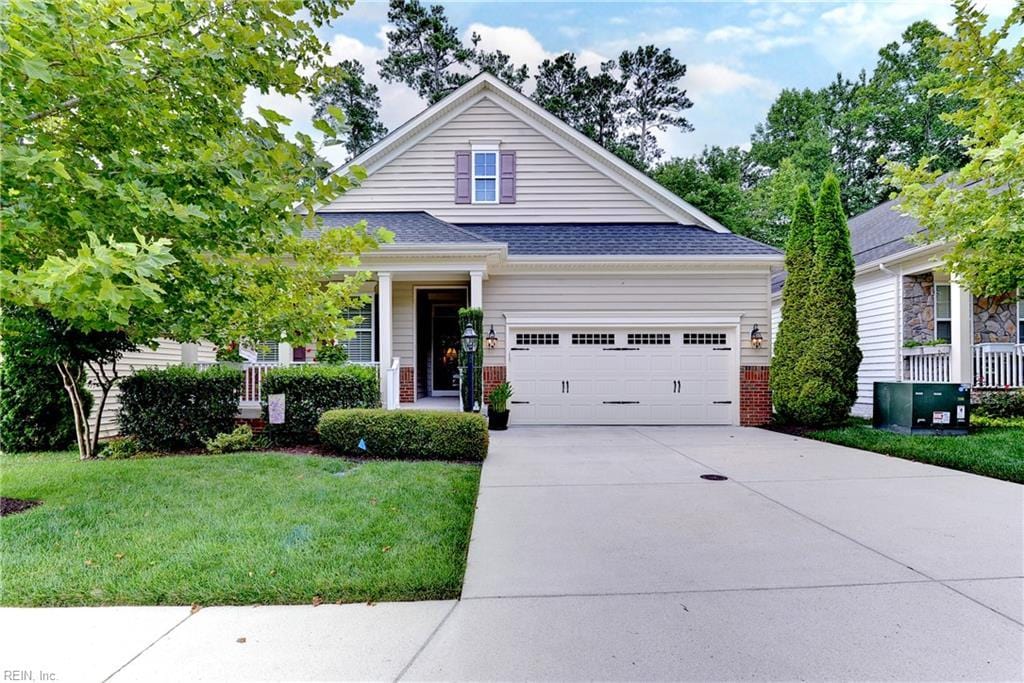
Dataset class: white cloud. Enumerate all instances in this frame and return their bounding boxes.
[686,63,778,102]
[706,26,755,43]
[817,2,954,59]
[466,23,553,71]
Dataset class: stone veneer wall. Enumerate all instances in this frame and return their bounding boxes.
[974,294,1018,344]
[903,272,935,343]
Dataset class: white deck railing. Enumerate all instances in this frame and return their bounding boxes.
[973,344,1024,388]
[903,348,951,383]
[903,344,1024,388]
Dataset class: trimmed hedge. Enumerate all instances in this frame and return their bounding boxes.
[119,365,242,450]
[261,364,380,445]
[318,409,488,461]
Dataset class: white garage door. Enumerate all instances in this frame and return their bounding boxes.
[507,328,736,425]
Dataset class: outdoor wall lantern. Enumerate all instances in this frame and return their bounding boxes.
[485,325,498,349]
[750,325,764,349]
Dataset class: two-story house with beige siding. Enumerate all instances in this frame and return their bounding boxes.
[275,72,782,427]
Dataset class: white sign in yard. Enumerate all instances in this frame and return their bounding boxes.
[932,410,950,425]
[268,393,286,424]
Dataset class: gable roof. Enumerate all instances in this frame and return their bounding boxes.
[459,223,781,257]
[326,72,728,232]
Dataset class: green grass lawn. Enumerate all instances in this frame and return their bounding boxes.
[809,421,1024,484]
[0,451,480,607]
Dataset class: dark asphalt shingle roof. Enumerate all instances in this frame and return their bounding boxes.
[311,211,490,244]
[456,223,781,256]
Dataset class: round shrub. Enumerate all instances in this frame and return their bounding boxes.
[974,389,1024,419]
[100,437,140,460]
[318,409,488,461]
[261,364,379,445]
[119,365,242,450]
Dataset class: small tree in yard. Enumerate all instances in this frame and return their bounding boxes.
[793,174,862,426]
[770,184,817,422]
[2,0,388,459]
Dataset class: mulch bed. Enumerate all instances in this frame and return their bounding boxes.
[760,422,818,438]
[0,497,41,517]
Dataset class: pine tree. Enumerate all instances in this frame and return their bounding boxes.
[313,60,388,158]
[793,174,862,425]
[769,184,816,422]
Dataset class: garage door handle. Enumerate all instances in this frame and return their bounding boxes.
[713,400,733,405]
[511,347,530,351]
[713,347,732,351]
[603,347,640,351]
[603,400,640,404]
[511,400,530,405]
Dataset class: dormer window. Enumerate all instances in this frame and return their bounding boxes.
[472,150,498,203]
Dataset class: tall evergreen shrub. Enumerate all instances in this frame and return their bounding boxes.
[770,184,817,422]
[793,174,862,425]
[457,307,483,412]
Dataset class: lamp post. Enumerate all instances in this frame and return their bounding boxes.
[462,324,478,412]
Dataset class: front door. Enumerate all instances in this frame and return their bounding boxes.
[431,304,461,394]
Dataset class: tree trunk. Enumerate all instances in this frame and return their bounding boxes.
[87,359,119,456]
[57,361,93,460]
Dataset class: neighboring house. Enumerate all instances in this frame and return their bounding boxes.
[250,73,783,426]
[771,197,1023,417]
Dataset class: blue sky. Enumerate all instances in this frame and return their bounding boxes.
[246,0,1015,166]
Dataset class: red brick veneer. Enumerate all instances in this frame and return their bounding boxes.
[399,366,415,403]
[740,366,771,426]
[482,366,507,404]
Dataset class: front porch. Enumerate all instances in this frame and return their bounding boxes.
[900,268,1023,387]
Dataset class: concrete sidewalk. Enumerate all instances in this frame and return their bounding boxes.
[2,426,1021,681]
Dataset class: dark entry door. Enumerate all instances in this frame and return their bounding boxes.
[432,305,461,392]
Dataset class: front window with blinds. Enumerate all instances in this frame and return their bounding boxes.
[341,300,375,363]
[935,284,951,342]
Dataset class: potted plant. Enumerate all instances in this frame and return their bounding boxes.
[487,381,513,431]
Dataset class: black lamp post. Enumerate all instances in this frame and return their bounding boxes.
[462,324,478,412]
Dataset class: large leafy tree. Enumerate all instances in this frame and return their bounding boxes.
[616,46,693,168]
[378,0,528,103]
[793,174,862,426]
[888,0,1023,297]
[770,185,817,423]
[2,0,386,458]
[313,60,389,158]
[652,147,755,237]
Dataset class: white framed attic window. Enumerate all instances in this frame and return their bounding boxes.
[472,150,498,204]
[935,284,951,342]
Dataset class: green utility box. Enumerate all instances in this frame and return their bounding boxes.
[873,382,971,435]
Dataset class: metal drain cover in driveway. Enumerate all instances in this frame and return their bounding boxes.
[700,474,729,481]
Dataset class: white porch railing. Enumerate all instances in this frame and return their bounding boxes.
[973,344,1024,388]
[903,347,951,382]
[903,344,1024,388]
[385,357,400,410]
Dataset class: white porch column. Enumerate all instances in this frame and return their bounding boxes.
[180,343,198,366]
[470,270,484,309]
[949,277,973,384]
[377,272,393,398]
[278,341,293,367]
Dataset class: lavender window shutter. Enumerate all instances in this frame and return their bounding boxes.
[499,151,516,204]
[454,151,471,204]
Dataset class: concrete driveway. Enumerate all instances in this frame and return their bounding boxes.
[406,426,1024,681]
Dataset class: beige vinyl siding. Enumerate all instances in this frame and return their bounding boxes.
[481,271,773,367]
[853,269,900,417]
[87,339,217,440]
[322,96,673,223]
